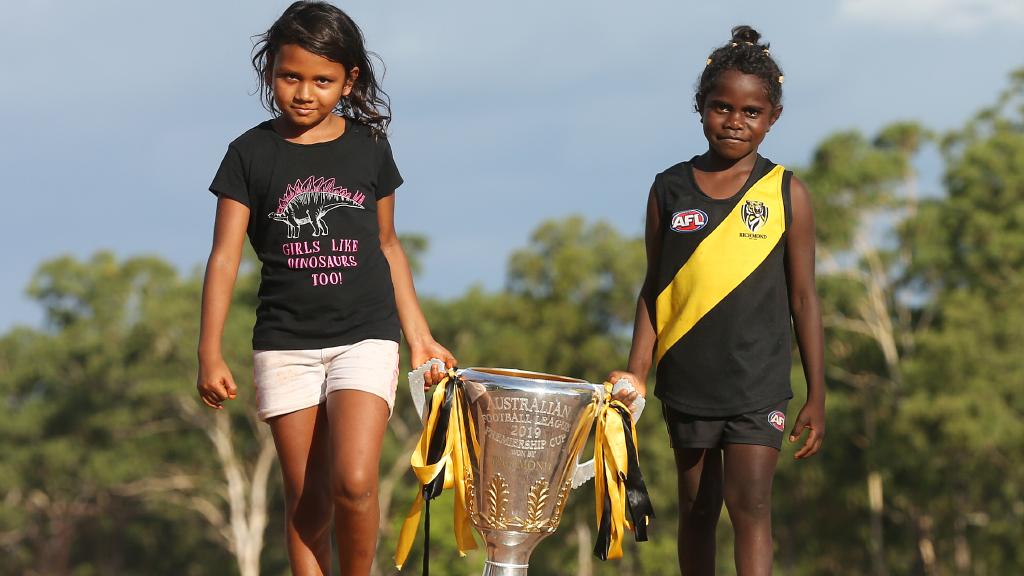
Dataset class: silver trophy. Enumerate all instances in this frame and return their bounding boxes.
[457,367,603,576]
[401,363,651,575]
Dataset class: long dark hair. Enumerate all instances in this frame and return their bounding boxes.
[695,26,784,114]
[252,1,391,134]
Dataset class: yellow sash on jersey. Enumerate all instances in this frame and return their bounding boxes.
[654,165,786,364]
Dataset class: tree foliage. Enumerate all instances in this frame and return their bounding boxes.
[2,71,1023,576]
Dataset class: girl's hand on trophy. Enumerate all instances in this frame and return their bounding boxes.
[413,340,457,389]
[607,370,645,406]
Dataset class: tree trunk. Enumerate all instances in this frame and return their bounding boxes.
[953,495,972,575]
[37,507,74,576]
[28,495,99,576]
[860,386,889,576]
[212,411,275,576]
[867,470,888,576]
[178,399,276,576]
[916,514,939,576]
[575,518,592,576]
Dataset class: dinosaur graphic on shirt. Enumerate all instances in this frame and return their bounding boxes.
[269,176,366,238]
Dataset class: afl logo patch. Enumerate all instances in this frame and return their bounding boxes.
[670,209,708,232]
[741,200,768,232]
[767,410,786,431]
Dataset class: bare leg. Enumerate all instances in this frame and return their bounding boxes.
[268,405,333,576]
[675,447,723,576]
[326,389,390,576]
[723,444,780,576]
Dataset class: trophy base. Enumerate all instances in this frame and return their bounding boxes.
[482,559,530,575]
[479,530,542,576]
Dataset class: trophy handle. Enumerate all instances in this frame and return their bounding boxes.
[571,378,646,489]
[408,358,446,426]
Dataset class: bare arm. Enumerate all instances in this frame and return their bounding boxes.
[784,175,826,458]
[196,196,249,409]
[609,186,662,399]
[377,194,456,387]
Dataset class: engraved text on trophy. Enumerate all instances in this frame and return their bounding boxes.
[474,393,576,533]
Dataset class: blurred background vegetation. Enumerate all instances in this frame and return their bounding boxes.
[2,71,1022,576]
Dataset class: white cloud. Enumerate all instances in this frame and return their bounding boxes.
[838,0,1024,32]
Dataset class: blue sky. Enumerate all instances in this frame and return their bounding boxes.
[2,0,1023,330]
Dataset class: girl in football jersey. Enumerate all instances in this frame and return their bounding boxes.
[610,25,826,576]
[196,2,454,574]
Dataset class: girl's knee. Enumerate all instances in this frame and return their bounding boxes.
[724,489,772,520]
[332,470,379,511]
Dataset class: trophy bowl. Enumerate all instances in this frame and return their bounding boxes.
[457,367,604,576]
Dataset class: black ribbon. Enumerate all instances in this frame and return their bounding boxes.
[419,373,459,576]
[616,405,654,542]
[594,481,614,560]
[593,403,655,560]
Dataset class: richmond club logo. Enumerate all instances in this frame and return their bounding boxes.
[670,209,708,233]
[741,200,769,233]
[767,410,786,431]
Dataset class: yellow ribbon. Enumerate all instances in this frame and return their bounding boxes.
[592,382,652,560]
[395,375,652,569]
[394,371,477,570]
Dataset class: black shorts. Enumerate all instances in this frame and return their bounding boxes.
[662,400,789,450]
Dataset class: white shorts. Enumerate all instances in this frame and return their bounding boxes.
[253,339,400,420]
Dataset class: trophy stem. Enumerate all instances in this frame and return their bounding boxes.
[481,559,529,576]
[479,534,542,575]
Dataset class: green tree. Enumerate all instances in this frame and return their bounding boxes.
[777,121,931,576]
[771,69,1024,576]
[0,253,234,575]
[0,252,286,576]
[895,69,1024,575]
[6,71,1024,575]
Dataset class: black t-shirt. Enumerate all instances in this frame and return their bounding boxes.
[209,119,402,350]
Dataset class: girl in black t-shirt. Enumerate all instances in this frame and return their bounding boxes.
[197,3,454,574]
[609,26,826,575]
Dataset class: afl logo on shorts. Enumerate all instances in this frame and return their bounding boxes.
[670,209,708,232]
[767,410,786,431]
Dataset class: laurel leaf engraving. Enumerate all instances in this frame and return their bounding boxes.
[525,478,550,531]
[465,472,477,517]
[548,477,573,530]
[486,475,509,530]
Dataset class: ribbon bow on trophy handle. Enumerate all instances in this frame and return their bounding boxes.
[395,364,477,572]
[412,364,644,487]
[571,378,646,489]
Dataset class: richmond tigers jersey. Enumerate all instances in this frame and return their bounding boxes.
[652,154,794,417]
